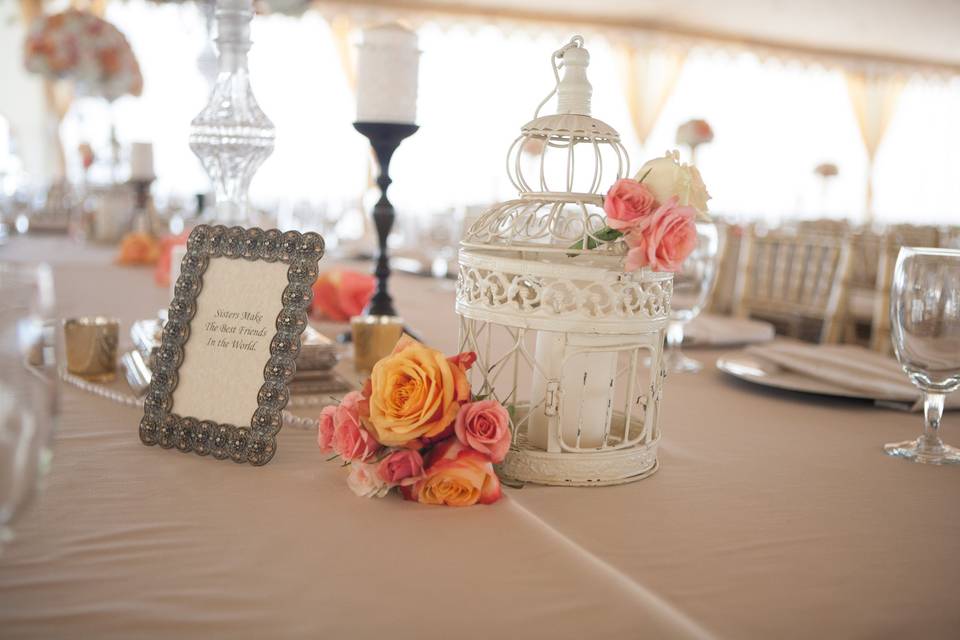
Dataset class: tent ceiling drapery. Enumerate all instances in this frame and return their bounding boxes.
[313,0,960,78]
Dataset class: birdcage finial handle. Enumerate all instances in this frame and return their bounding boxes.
[533,35,590,119]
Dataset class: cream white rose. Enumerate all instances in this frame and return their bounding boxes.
[346,462,391,498]
[635,150,711,219]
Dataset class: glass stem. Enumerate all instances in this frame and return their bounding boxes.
[922,391,946,447]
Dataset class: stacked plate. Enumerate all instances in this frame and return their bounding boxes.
[126,315,351,398]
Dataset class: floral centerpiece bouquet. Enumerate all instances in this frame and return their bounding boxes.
[814,162,839,179]
[319,336,510,507]
[24,9,143,102]
[577,150,711,272]
[675,118,714,148]
[675,119,713,166]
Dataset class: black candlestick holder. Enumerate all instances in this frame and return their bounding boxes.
[354,121,419,318]
[130,177,156,235]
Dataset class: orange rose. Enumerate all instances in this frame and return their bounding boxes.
[359,336,475,447]
[403,439,502,507]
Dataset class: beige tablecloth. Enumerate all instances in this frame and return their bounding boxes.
[1,236,959,639]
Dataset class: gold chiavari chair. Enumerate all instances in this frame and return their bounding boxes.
[869,241,898,356]
[867,227,952,355]
[795,218,852,237]
[940,226,960,249]
[844,224,953,346]
[842,230,883,342]
[733,230,853,343]
[886,223,940,248]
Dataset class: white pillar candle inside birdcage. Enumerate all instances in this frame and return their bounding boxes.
[530,333,618,451]
[456,36,673,486]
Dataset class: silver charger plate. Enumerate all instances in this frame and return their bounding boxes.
[715,352,915,403]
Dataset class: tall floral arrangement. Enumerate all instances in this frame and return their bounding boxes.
[814,162,839,178]
[675,119,714,148]
[24,9,143,102]
[319,337,510,507]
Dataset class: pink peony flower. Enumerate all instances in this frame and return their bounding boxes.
[624,196,697,272]
[401,439,503,507]
[311,269,376,323]
[332,391,380,462]
[603,178,659,231]
[317,404,337,454]
[377,449,424,487]
[346,463,391,498]
[454,400,511,463]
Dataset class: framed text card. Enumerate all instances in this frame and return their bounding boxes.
[139,225,323,466]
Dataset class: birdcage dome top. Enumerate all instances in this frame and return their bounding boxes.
[461,36,629,256]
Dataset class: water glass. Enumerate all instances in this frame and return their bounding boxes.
[664,221,720,373]
[884,247,960,464]
[0,263,57,551]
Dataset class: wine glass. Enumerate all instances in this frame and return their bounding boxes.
[0,263,57,552]
[884,247,960,464]
[664,221,720,373]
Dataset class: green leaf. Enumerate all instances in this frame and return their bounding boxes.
[593,227,623,242]
[566,226,623,256]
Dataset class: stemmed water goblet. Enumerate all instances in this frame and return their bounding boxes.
[663,221,720,373]
[0,263,57,553]
[884,247,960,464]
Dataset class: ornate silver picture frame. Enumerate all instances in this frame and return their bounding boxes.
[139,225,323,466]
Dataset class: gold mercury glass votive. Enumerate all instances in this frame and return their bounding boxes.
[64,317,119,382]
[351,315,404,373]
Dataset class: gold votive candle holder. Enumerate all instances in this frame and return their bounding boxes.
[351,315,404,373]
[64,317,119,382]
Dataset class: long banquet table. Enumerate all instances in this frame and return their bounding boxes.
[1,235,959,639]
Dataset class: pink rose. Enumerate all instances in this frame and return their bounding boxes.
[603,178,658,231]
[377,449,424,487]
[454,400,511,463]
[317,404,337,454]
[346,463,391,498]
[401,439,503,507]
[624,197,697,272]
[333,391,380,462]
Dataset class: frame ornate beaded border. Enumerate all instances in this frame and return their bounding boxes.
[138,225,324,466]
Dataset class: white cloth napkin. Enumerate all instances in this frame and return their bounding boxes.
[744,342,960,410]
[685,314,775,346]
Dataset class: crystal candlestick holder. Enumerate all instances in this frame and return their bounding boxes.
[189,0,274,225]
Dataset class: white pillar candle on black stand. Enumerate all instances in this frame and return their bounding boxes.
[129,142,155,181]
[356,23,420,124]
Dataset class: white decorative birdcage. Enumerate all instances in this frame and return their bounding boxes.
[456,36,673,486]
